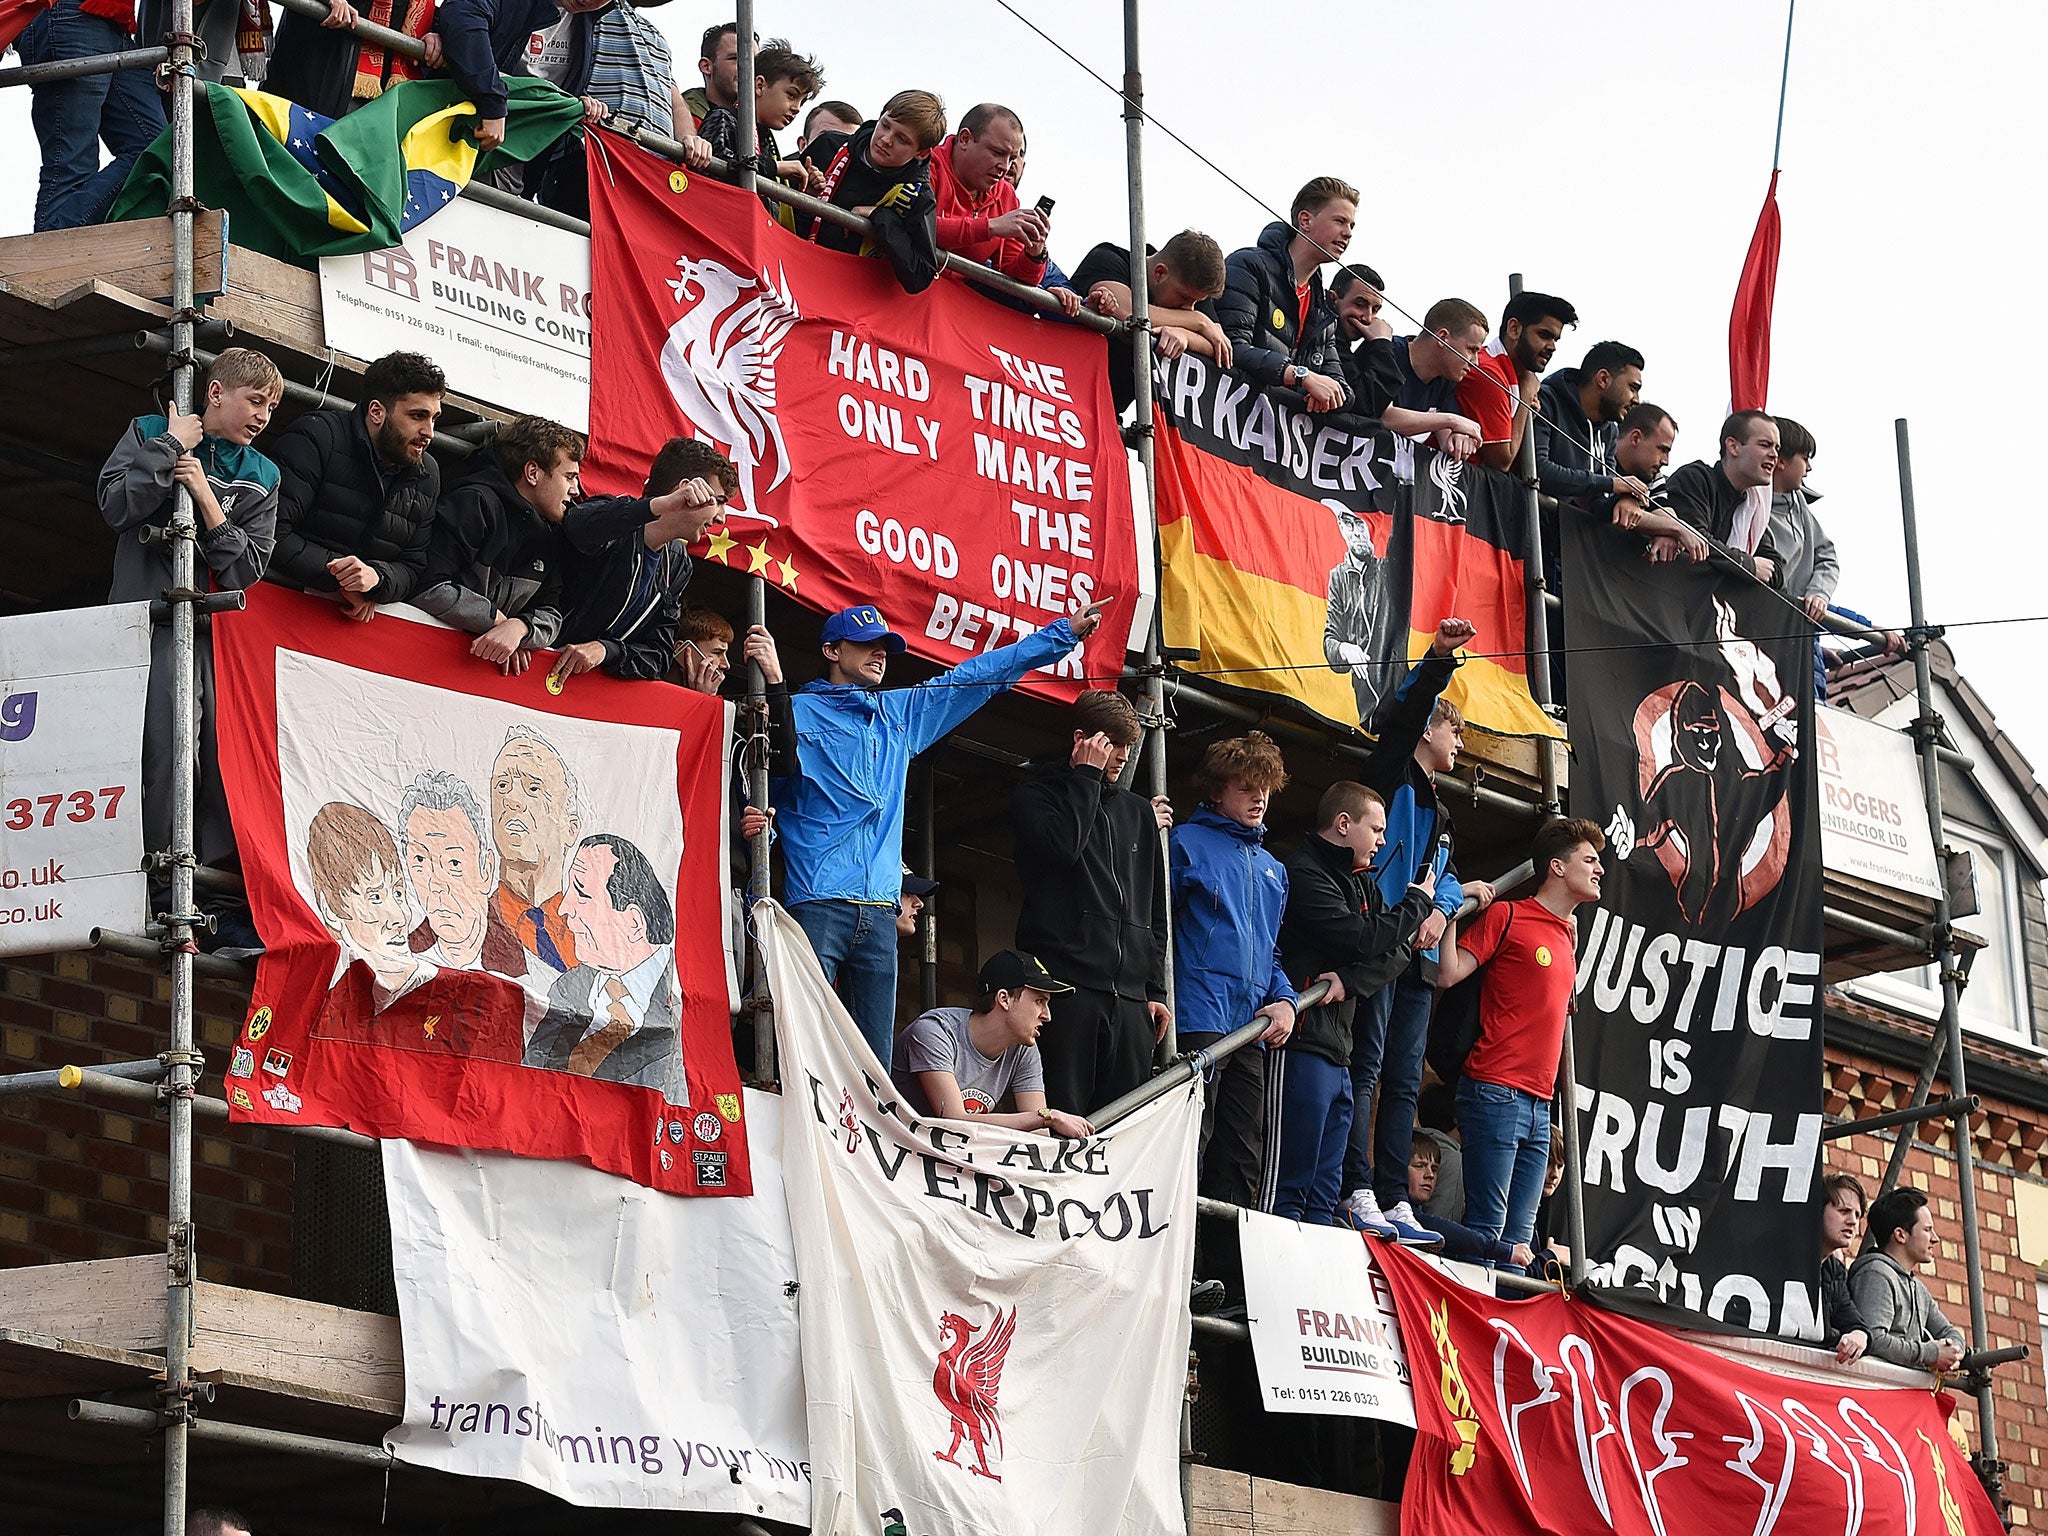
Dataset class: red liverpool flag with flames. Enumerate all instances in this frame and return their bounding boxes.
[583,132,1141,693]
[1372,1239,2004,1536]
[213,586,751,1195]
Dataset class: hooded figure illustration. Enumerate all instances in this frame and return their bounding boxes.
[1610,601,1798,928]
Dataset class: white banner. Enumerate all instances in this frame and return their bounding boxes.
[0,603,149,956]
[320,197,592,430]
[1239,1210,1492,1426]
[381,1090,808,1522]
[760,900,1196,1536]
[1814,708,1942,898]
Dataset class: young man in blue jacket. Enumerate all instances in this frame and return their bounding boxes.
[1170,731,1297,1208]
[1341,616,1496,1243]
[774,599,1103,1065]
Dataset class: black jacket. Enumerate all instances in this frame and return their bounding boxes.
[555,494,696,680]
[1214,220,1351,400]
[1338,335,1403,420]
[432,0,558,120]
[1821,1254,1867,1348]
[1533,367,1620,507]
[267,408,439,603]
[414,455,568,645]
[1663,460,1783,586]
[800,125,943,293]
[1012,759,1169,1003]
[1277,831,1432,1068]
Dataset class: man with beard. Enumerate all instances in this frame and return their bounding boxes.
[1324,510,1393,722]
[399,770,528,976]
[489,726,584,973]
[1534,339,1648,510]
[265,352,444,620]
[1462,291,1577,474]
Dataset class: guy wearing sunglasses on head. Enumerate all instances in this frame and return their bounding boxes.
[550,438,739,684]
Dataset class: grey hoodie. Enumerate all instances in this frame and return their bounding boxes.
[1767,486,1839,604]
[1847,1249,1965,1367]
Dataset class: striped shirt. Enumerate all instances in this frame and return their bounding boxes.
[587,3,675,138]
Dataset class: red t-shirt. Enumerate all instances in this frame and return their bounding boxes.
[1457,898,1576,1099]
[1455,339,1521,444]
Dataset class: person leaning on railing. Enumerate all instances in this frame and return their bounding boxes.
[1214,176,1356,415]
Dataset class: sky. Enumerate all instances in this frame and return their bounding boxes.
[4,0,2043,767]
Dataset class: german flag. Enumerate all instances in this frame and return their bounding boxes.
[1154,352,1558,740]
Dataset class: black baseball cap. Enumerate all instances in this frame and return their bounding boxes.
[900,862,939,899]
[978,950,1073,996]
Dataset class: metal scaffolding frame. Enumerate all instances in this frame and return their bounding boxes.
[0,2,2024,1528]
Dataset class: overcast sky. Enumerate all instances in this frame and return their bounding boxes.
[4,0,2042,769]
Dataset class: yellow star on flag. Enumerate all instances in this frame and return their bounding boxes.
[745,542,774,574]
[777,552,800,590]
[704,528,738,564]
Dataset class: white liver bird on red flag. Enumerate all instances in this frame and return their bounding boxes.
[658,255,799,529]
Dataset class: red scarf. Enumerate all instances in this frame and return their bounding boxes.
[352,0,434,102]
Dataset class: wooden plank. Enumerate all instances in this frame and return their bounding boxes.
[1248,1473,1400,1534]
[0,213,225,307]
[0,1255,166,1350]
[1188,1464,1254,1535]
[0,1328,162,1402]
[190,1279,404,1414]
[207,243,330,356]
[1188,1465,1401,1535]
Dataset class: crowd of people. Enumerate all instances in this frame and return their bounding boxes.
[63,5,1954,1367]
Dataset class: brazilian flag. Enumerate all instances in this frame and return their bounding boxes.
[110,79,585,267]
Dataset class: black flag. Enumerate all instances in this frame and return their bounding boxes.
[1561,514,1824,1337]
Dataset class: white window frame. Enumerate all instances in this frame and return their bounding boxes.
[1845,823,2035,1048]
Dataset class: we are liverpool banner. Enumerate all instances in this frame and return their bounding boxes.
[1373,1239,2003,1536]
[1562,516,1823,1330]
[759,901,1195,1536]
[213,586,750,1195]
[1153,350,1557,738]
[585,134,1140,695]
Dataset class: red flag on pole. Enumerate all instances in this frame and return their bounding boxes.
[1728,169,1781,411]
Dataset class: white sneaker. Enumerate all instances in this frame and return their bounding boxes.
[1340,1188,1398,1239]
[1384,1200,1447,1251]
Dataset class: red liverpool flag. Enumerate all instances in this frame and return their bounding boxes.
[212,586,752,1195]
[1373,1239,2005,1536]
[583,131,1140,696]
[1728,170,1782,411]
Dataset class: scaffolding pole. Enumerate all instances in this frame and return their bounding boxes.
[160,0,200,1524]
[1121,0,1174,1063]
[1892,418,2005,1510]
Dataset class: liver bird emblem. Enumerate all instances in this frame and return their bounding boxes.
[657,255,800,530]
[932,1307,1016,1481]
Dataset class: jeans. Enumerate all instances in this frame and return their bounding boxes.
[790,899,901,1068]
[19,0,167,231]
[1344,966,1431,1206]
[1457,1076,1552,1252]
[1261,1047,1352,1225]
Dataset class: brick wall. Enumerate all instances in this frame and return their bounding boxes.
[1825,1043,2048,1526]
[0,950,293,1288]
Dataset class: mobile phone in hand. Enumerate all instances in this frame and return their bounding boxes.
[1034,195,1055,217]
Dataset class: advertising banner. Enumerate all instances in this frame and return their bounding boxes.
[1815,707,1942,898]
[382,1092,808,1521]
[320,195,593,430]
[0,603,150,956]
[212,586,748,1195]
[584,134,1142,697]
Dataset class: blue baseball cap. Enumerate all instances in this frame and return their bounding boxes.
[820,605,907,653]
